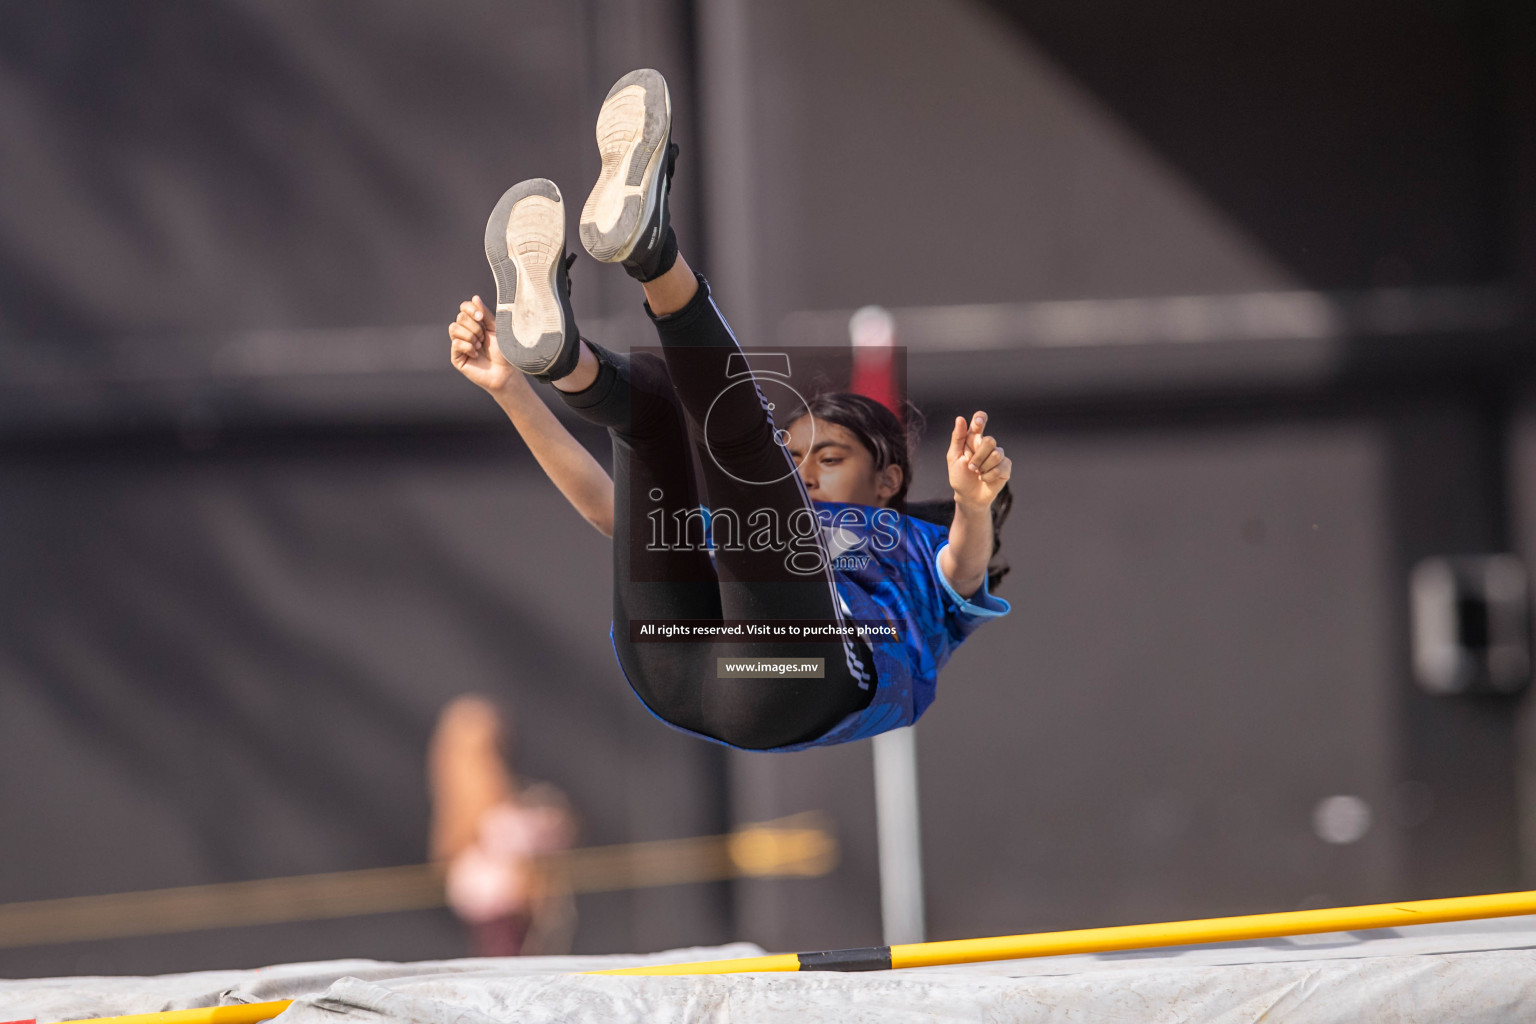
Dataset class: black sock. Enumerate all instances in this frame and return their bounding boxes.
[624,224,679,283]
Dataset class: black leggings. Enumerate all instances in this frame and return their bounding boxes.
[559,276,874,749]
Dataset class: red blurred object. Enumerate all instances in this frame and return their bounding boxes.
[848,306,901,420]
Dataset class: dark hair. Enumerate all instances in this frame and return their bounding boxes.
[792,392,917,506]
[788,392,1011,591]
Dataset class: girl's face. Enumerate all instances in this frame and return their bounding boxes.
[784,415,902,507]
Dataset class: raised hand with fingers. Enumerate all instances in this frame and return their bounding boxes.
[449,294,521,396]
[947,411,1011,510]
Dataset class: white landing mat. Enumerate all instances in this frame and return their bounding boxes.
[5,916,1536,1023]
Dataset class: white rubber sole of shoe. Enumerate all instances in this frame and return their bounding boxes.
[484,178,567,372]
[579,68,671,263]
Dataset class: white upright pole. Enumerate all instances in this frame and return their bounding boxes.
[872,725,926,945]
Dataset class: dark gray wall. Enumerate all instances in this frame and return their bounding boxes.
[0,0,736,977]
[915,415,1401,934]
[0,0,699,340]
[711,0,1530,953]
[0,435,733,976]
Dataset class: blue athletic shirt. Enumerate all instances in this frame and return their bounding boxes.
[611,500,1010,752]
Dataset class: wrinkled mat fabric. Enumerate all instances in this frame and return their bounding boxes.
[6,918,1536,1023]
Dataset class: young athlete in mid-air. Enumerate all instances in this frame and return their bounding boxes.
[449,69,1011,752]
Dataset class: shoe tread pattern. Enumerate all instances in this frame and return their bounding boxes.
[484,178,567,372]
[580,69,670,262]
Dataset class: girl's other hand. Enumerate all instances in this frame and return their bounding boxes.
[450,295,525,397]
[947,411,1011,509]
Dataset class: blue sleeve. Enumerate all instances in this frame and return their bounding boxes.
[933,542,1011,620]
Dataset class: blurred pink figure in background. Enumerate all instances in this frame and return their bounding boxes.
[429,695,577,956]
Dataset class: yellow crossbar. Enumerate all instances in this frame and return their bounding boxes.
[594,888,1536,975]
[53,1001,294,1024]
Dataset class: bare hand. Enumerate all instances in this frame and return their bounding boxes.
[946,411,1011,509]
[449,295,523,396]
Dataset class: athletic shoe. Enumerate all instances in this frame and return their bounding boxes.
[484,178,581,380]
[579,68,677,281]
